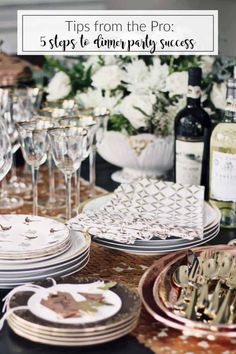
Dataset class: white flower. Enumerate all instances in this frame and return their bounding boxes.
[148,57,169,92]
[92,65,123,90]
[123,59,149,94]
[119,94,154,129]
[123,58,169,95]
[103,56,119,66]
[47,71,71,101]
[210,82,227,110]
[84,56,119,74]
[77,88,121,112]
[83,56,101,74]
[164,71,188,97]
[200,56,214,75]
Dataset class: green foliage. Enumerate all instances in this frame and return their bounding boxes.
[42,56,92,97]
[108,114,138,135]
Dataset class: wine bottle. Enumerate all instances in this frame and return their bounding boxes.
[210,78,236,228]
[174,67,211,195]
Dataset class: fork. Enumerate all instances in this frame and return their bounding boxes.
[174,258,201,312]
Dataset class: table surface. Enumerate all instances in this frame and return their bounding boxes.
[0,154,236,354]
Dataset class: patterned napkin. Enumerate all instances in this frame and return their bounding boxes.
[70,179,204,244]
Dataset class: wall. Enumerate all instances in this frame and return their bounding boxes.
[107,0,235,57]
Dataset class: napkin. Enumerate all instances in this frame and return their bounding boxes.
[71,179,204,244]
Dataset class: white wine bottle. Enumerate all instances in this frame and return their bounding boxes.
[210,79,236,228]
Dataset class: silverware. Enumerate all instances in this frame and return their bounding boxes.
[174,257,200,311]
[228,293,236,324]
[185,287,198,320]
[211,288,231,324]
[172,265,188,288]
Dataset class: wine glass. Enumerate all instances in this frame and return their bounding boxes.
[35,108,66,210]
[58,115,96,210]
[0,121,12,184]
[89,108,109,197]
[48,126,89,220]
[2,87,33,198]
[0,88,24,209]
[17,119,51,215]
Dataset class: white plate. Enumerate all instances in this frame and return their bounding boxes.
[28,283,122,325]
[92,227,220,256]
[92,223,220,251]
[0,249,90,278]
[82,195,219,231]
[134,219,220,247]
[0,214,69,256]
[0,256,90,289]
[0,253,90,283]
[0,231,90,269]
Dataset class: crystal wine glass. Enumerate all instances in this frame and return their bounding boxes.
[0,88,24,208]
[35,108,66,209]
[89,108,109,197]
[58,115,96,210]
[0,121,12,185]
[17,119,51,215]
[2,87,32,197]
[48,126,89,220]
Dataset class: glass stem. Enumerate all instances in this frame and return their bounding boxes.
[75,165,81,214]
[48,151,55,204]
[0,181,5,199]
[32,166,39,216]
[10,153,16,181]
[1,179,7,198]
[65,174,72,221]
[89,145,96,197]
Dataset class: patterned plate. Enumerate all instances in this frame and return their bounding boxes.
[0,230,90,269]
[0,215,69,258]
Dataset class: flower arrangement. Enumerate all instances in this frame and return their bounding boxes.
[41,55,236,137]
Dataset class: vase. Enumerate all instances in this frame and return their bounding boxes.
[98,131,174,183]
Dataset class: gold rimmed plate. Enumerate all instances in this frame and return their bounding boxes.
[8,317,138,346]
[9,311,139,337]
[8,276,141,333]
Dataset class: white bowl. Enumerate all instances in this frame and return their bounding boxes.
[98,131,174,178]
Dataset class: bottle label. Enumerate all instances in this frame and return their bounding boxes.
[176,139,204,185]
[210,151,236,202]
[187,85,201,99]
[225,95,236,113]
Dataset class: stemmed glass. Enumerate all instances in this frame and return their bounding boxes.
[48,126,89,220]
[1,87,33,200]
[7,90,32,192]
[0,121,12,187]
[58,115,96,210]
[89,108,109,197]
[0,87,24,209]
[17,119,51,215]
[35,108,66,209]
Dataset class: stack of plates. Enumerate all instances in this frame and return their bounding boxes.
[7,277,141,346]
[138,244,236,339]
[74,195,221,256]
[0,215,90,289]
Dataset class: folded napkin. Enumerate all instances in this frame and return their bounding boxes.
[70,179,204,244]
